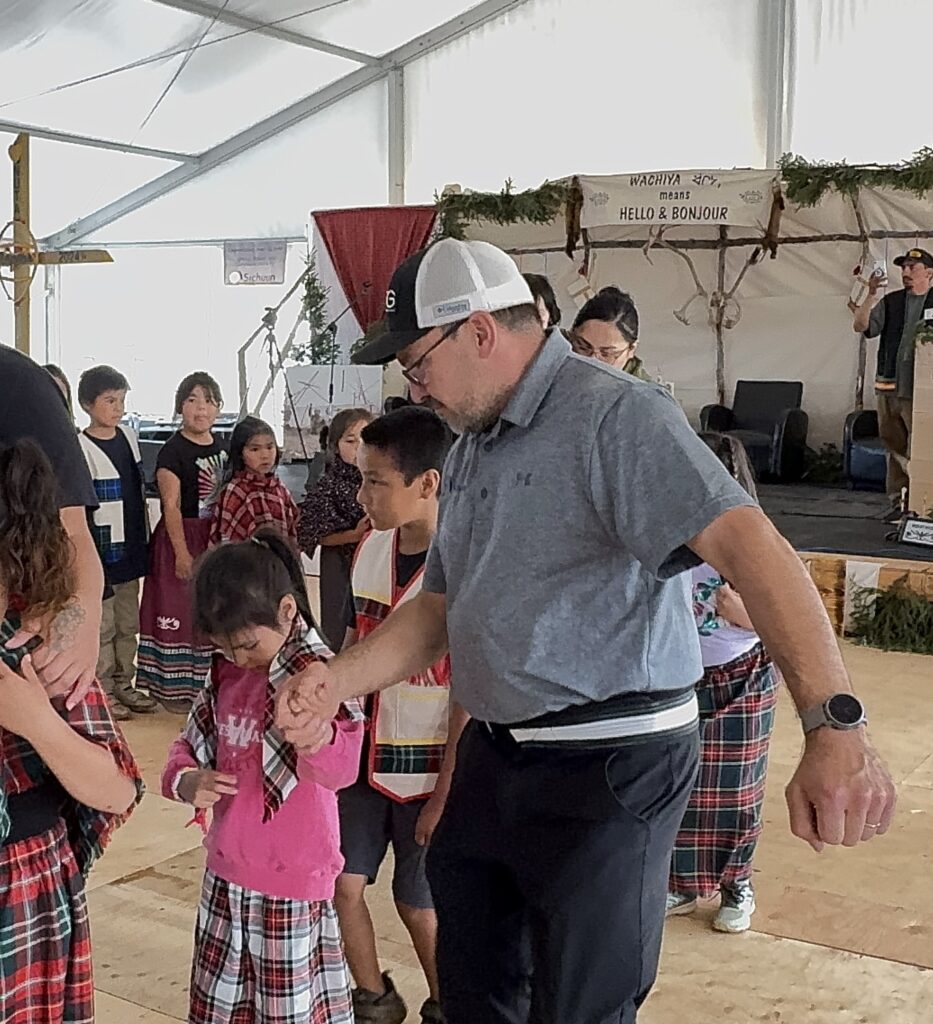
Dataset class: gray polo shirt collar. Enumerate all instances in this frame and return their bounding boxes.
[498,329,571,430]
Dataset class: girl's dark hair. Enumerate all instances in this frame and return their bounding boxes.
[325,408,374,465]
[698,432,758,501]
[572,286,639,343]
[523,273,561,328]
[44,364,73,417]
[193,527,315,640]
[174,371,223,416]
[0,440,75,618]
[224,416,280,485]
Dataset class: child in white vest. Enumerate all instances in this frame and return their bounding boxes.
[77,365,156,722]
[335,407,468,1024]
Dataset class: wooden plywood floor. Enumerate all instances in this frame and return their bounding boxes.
[91,642,932,1024]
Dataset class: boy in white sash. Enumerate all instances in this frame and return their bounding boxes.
[77,365,156,721]
[334,407,467,1024]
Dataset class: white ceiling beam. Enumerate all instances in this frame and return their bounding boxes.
[148,0,378,65]
[0,118,195,163]
[387,67,405,204]
[43,0,535,248]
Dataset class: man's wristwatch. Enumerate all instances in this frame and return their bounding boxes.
[800,694,867,734]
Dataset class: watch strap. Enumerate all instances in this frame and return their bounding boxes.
[799,703,828,734]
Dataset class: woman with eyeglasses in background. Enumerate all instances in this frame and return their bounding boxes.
[569,286,654,382]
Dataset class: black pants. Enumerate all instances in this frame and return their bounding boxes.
[426,721,699,1024]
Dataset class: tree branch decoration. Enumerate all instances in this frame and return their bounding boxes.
[781,149,933,207]
[292,253,340,365]
[436,179,571,240]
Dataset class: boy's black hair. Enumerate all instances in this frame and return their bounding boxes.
[360,406,451,485]
[193,527,316,640]
[77,365,130,408]
[523,272,561,328]
[175,371,223,416]
[223,416,280,485]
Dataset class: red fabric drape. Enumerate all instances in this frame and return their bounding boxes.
[313,207,437,331]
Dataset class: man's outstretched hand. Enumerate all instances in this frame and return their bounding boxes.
[275,660,342,754]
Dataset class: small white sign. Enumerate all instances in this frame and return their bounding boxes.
[223,239,288,285]
[899,517,933,548]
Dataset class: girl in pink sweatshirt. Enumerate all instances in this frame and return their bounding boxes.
[162,527,363,1024]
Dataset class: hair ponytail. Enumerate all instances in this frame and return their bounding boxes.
[193,528,318,641]
[0,440,75,618]
[251,527,315,629]
[698,431,758,501]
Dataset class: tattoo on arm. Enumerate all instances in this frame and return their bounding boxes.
[46,600,87,653]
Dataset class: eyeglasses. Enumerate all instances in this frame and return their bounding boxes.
[568,331,633,363]
[401,319,466,386]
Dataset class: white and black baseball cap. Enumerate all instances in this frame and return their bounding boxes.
[352,238,534,365]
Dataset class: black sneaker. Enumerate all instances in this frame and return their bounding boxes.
[420,997,446,1024]
[352,972,407,1024]
[884,505,903,525]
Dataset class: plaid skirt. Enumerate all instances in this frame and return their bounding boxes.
[190,870,353,1024]
[669,642,778,898]
[0,823,94,1024]
[138,518,213,706]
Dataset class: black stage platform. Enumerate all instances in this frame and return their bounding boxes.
[759,485,933,563]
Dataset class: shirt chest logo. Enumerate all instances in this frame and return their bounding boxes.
[218,714,262,749]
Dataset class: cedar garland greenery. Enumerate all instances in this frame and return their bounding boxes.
[849,577,933,656]
[435,179,571,239]
[292,253,340,365]
[780,149,933,207]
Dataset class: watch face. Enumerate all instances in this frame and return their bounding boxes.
[827,694,863,726]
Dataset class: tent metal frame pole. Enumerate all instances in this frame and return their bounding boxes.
[0,119,193,163]
[148,0,378,64]
[764,0,794,167]
[41,0,533,250]
[43,263,62,364]
[387,67,406,204]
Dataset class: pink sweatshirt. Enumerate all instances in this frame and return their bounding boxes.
[161,657,363,902]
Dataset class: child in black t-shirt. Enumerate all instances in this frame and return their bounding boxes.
[78,366,156,722]
[137,372,227,713]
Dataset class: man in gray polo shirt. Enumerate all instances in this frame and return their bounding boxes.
[277,240,895,1024]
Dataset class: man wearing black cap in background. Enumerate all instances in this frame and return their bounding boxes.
[852,247,933,516]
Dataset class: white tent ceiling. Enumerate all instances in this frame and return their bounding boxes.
[3,0,933,423]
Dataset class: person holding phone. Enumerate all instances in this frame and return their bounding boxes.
[852,248,933,518]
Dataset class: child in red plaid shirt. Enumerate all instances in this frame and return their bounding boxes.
[211,416,298,546]
[162,528,363,1024]
[0,440,142,1024]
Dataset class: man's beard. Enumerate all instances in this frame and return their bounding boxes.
[439,386,511,434]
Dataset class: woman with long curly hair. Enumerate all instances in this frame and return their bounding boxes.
[0,438,143,1024]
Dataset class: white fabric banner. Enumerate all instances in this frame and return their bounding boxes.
[579,170,778,229]
[843,561,882,635]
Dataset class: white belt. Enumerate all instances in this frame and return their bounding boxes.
[506,693,699,744]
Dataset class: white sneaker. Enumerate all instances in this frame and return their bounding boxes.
[713,883,755,933]
[666,892,697,917]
